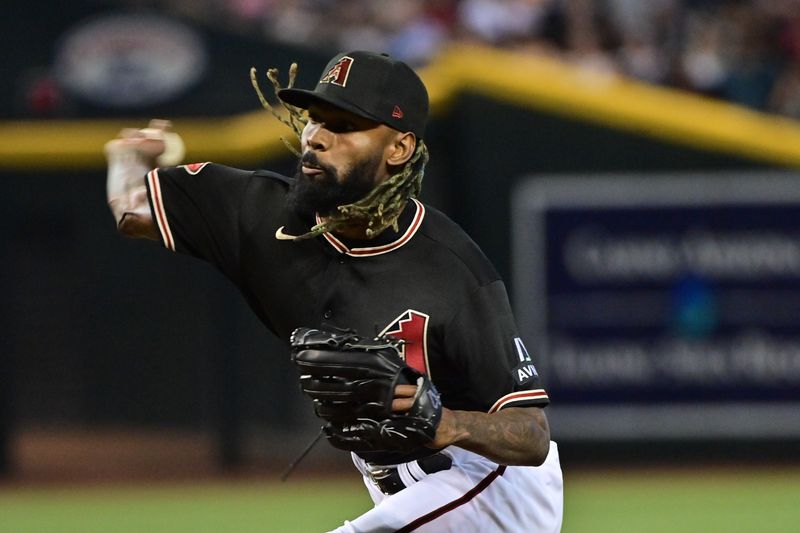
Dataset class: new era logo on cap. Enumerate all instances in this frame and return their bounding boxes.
[392,106,403,119]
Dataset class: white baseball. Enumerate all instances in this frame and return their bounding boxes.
[139,128,186,166]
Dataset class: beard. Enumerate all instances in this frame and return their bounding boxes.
[287,151,382,218]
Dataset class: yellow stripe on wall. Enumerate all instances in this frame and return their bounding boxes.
[0,114,289,170]
[2,44,799,171]
[443,45,800,167]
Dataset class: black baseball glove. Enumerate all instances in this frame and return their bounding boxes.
[290,327,442,453]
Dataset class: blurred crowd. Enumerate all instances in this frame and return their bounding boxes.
[152,0,800,119]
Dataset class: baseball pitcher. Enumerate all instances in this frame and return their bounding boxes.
[105,51,563,532]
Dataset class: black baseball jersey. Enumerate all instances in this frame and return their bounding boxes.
[145,162,549,462]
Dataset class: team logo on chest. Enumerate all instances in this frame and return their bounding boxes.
[379,310,430,376]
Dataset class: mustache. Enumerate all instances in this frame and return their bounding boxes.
[298,152,337,185]
[300,151,319,167]
[300,151,334,174]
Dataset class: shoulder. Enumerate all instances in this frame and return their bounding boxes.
[417,203,500,286]
[155,162,249,179]
[153,163,293,195]
[156,163,292,185]
[253,169,294,188]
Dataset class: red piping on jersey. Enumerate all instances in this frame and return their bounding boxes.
[395,465,507,533]
[489,389,548,414]
[318,199,425,257]
[147,169,175,251]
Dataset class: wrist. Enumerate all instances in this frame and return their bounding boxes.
[105,147,154,169]
[439,408,472,446]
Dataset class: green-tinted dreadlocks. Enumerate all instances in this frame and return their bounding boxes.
[250,64,428,241]
[250,65,306,157]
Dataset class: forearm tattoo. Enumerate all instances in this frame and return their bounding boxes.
[454,408,549,466]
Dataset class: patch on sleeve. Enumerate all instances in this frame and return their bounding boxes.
[180,162,210,175]
[512,337,539,385]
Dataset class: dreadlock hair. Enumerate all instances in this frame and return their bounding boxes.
[250,65,306,157]
[250,64,429,241]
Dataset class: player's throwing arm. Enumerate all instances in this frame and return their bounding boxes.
[104,119,184,239]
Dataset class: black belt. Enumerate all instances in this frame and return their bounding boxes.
[366,453,453,495]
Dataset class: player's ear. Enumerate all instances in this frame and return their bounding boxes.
[386,132,416,167]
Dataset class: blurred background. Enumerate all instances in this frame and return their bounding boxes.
[3,0,800,531]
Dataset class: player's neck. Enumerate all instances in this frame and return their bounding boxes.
[330,225,372,240]
[324,200,409,241]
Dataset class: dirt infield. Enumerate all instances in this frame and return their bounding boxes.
[1,427,353,486]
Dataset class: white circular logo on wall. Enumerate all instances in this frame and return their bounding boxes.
[55,13,207,108]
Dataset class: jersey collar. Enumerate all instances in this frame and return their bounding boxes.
[318,199,425,257]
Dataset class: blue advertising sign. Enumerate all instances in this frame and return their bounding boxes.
[512,173,800,439]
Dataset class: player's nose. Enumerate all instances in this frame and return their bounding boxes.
[303,122,331,152]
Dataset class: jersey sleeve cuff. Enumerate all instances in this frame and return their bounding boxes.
[488,389,549,413]
[145,168,177,251]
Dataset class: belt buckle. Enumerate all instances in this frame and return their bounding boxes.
[364,454,452,495]
[365,463,394,483]
[365,463,403,495]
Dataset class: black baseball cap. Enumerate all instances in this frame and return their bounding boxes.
[278,51,429,138]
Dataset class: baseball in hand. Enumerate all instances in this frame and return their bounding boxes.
[139,120,185,166]
[105,119,185,167]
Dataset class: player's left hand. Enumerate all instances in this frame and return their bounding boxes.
[291,327,443,453]
[393,385,465,449]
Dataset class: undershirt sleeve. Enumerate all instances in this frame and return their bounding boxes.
[444,279,550,413]
[144,162,252,282]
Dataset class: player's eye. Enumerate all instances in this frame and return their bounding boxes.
[327,121,356,133]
